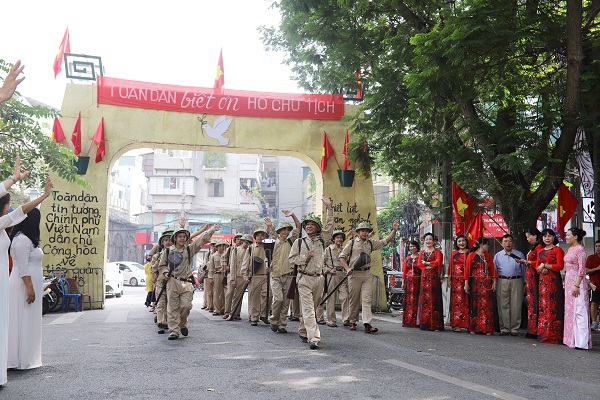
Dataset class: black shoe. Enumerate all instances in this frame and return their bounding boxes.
[250,321,258,326]
[181,327,188,337]
[316,319,326,325]
[289,316,300,322]
[158,329,165,334]
[299,335,308,343]
[343,320,351,327]
[309,341,319,350]
[260,317,270,325]
[168,333,178,340]
[277,328,287,333]
[270,324,278,332]
[158,323,168,329]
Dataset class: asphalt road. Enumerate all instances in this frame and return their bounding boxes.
[2,286,599,400]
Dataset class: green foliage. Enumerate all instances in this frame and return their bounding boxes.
[0,59,81,185]
[262,1,599,240]
[202,152,227,168]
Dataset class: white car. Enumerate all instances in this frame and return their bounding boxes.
[109,261,146,286]
[104,263,123,298]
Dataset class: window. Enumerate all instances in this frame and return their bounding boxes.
[163,177,179,189]
[208,179,224,197]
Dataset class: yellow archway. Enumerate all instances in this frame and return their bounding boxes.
[41,81,386,310]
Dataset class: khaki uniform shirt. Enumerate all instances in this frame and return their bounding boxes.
[288,207,334,275]
[339,237,386,269]
[271,229,299,277]
[228,245,247,281]
[158,227,217,278]
[323,244,343,273]
[209,252,224,275]
[241,243,267,279]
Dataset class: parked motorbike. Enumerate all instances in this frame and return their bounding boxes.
[384,267,404,312]
[42,276,62,314]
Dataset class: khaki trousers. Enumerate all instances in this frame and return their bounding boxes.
[271,274,292,328]
[155,280,167,325]
[166,278,194,335]
[291,291,302,318]
[497,277,524,334]
[297,274,324,343]
[348,270,373,325]
[204,277,214,310]
[326,272,349,324]
[227,277,245,317]
[248,274,268,322]
[212,274,225,314]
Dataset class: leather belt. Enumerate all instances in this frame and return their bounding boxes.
[299,270,321,277]
[498,275,521,280]
[171,276,194,283]
[353,267,371,271]
[278,271,294,277]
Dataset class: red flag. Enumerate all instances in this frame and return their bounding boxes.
[452,180,476,235]
[51,117,66,143]
[356,67,363,99]
[92,117,105,163]
[53,28,70,79]
[71,112,81,155]
[214,49,225,89]
[557,182,578,239]
[343,129,351,170]
[320,131,334,172]
[466,211,484,248]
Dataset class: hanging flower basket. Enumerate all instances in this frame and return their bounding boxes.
[337,169,355,187]
[74,156,90,175]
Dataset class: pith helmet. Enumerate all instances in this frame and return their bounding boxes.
[171,228,191,241]
[241,234,254,243]
[215,240,229,247]
[276,221,293,233]
[253,228,268,239]
[332,230,346,240]
[302,213,323,232]
[233,233,243,239]
[159,229,174,242]
[355,221,373,232]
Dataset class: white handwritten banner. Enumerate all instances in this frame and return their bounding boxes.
[97,77,344,120]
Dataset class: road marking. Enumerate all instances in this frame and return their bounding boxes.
[384,359,528,400]
[49,312,85,325]
[105,310,129,323]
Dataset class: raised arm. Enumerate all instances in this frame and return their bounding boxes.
[21,176,52,215]
[0,60,25,103]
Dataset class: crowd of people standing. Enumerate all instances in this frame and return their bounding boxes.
[403,229,598,350]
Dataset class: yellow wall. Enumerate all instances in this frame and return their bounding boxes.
[41,83,387,310]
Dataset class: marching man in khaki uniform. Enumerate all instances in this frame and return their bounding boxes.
[209,240,228,316]
[158,224,220,340]
[203,241,217,312]
[289,194,334,349]
[323,230,351,327]
[265,210,300,333]
[225,234,251,321]
[340,220,398,333]
[241,229,269,326]
[151,229,173,334]
[223,234,242,319]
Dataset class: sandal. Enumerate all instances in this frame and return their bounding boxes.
[364,324,378,334]
[349,323,357,331]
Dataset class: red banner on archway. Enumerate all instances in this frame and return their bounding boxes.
[97,77,344,120]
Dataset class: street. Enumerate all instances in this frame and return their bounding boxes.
[2,286,599,400]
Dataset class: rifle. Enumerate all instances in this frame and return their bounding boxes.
[286,265,298,300]
[320,273,349,305]
[261,242,275,324]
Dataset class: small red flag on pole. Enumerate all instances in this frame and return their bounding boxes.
[452,180,476,236]
[320,131,334,172]
[51,117,66,143]
[53,28,70,79]
[214,49,225,89]
[71,112,82,155]
[343,129,351,170]
[466,211,485,248]
[92,117,106,163]
[557,183,578,239]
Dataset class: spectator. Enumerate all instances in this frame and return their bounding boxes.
[448,235,470,332]
[493,234,526,336]
[401,240,421,328]
[524,228,543,339]
[585,240,600,331]
[464,238,497,335]
[563,228,592,349]
[0,60,25,104]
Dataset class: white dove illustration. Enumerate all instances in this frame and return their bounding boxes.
[202,115,233,146]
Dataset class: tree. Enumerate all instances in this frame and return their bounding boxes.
[0,59,82,186]
[376,188,422,260]
[262,1,599,250]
